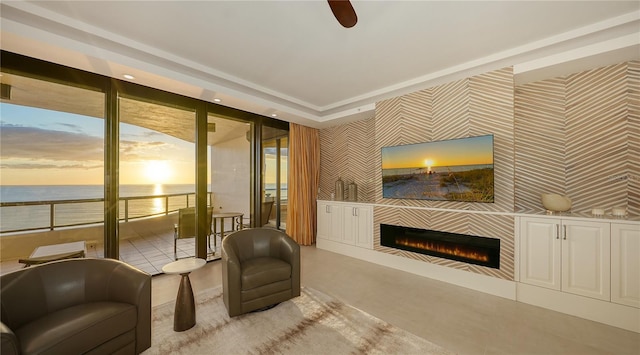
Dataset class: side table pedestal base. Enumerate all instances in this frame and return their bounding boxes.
[174,273,196,331]
[162,258,206,332]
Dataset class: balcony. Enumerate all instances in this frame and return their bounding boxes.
[0,191,281,276]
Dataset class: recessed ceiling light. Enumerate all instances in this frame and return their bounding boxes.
[213,98,221,102]
[123,74,135,80]
[271,113,277,117]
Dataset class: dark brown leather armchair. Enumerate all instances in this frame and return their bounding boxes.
[1,258,151,355]
[222,228,300,317]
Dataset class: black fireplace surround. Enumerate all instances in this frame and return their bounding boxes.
[380,224,500,269]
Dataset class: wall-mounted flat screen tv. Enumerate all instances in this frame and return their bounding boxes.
[381,134,494,202]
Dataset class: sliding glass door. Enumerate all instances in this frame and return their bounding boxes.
[207,114,251,249]
[0,71,105,268]
[261,126,288,230]
[118,96,197,272]
[0,51,289,275]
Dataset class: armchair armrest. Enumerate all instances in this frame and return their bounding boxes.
[277,234,299,263]
[278,235,301,297]
[104,263,151,303]
[1,321,19,355]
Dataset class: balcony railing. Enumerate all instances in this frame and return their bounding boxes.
[0,192,212,234]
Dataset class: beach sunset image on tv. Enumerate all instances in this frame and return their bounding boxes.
[381,135,494,202]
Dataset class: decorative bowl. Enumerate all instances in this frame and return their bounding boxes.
[541,193,572,212]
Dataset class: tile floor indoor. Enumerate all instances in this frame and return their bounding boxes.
[153,246,639,355]
[2,237,638,354]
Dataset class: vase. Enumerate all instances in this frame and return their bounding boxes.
[541,193,572,213]
[335,178,344,201]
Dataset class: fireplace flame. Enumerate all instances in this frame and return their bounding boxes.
[395,237,490,262]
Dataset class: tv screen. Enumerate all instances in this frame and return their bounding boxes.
[381,135,494,202]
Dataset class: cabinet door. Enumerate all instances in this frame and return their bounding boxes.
[342,206,357,245]
[354,205,373,249]
[562,220,610,301]
[316,202,330,240]
[611,223,640,308]
[519,217,561,290]
[327,204,343,242]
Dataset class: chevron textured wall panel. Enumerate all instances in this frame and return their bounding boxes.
[373,206,513,280]
[629,61,640,215]
[513,61,638,214]
[468,213,514,280]
[319,126,338,201]
[318,118,376,203]
[397,89,434,144]
[374,97,409,148]
[469,68,515,212]
[432,79,469,141]
[514,78,567,212]
[367,68,516,280]
[318,62,637,281]
[566,63,629,213]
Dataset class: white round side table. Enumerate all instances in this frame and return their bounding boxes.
[162,258,206,331]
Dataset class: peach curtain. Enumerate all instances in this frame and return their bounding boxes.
[286,123,320,245]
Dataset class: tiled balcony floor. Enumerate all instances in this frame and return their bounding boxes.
[0,230,223,276]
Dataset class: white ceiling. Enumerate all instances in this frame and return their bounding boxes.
[1,1,639,128]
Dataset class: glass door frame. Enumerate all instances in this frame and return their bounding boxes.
[259,122,289,230]
[1,50,289,260]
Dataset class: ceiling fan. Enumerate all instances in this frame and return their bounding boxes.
[328,0,358,28]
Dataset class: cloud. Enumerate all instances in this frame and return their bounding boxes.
[1,125,172,163]
[54,122,85,133]
[0,125,103,161]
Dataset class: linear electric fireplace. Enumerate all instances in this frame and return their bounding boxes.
[380,224,500,269]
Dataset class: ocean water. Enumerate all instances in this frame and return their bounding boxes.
[0,184,287,233]
[0,184,197,233]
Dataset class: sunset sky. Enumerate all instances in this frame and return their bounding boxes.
[381,135,493,170]
[0,103,197,185]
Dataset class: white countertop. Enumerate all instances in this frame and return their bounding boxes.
[317,200,640,222]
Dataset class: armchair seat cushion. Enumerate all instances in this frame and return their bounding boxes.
[15,302,136,355]
[241,257,291,290]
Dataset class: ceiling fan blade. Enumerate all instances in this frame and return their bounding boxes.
[328,0,358,28]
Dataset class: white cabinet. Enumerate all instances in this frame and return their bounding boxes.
[317,201,373,249]
[343,204,373,248]
[519,217,610,301]
[519,217,561,290]
[317,201,342,242]
[562,221,610,300]
[611,222,640,308]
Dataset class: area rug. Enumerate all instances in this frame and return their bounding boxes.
[144,286,452,354]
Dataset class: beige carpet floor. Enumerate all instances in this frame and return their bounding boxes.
[144,286,452,354]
